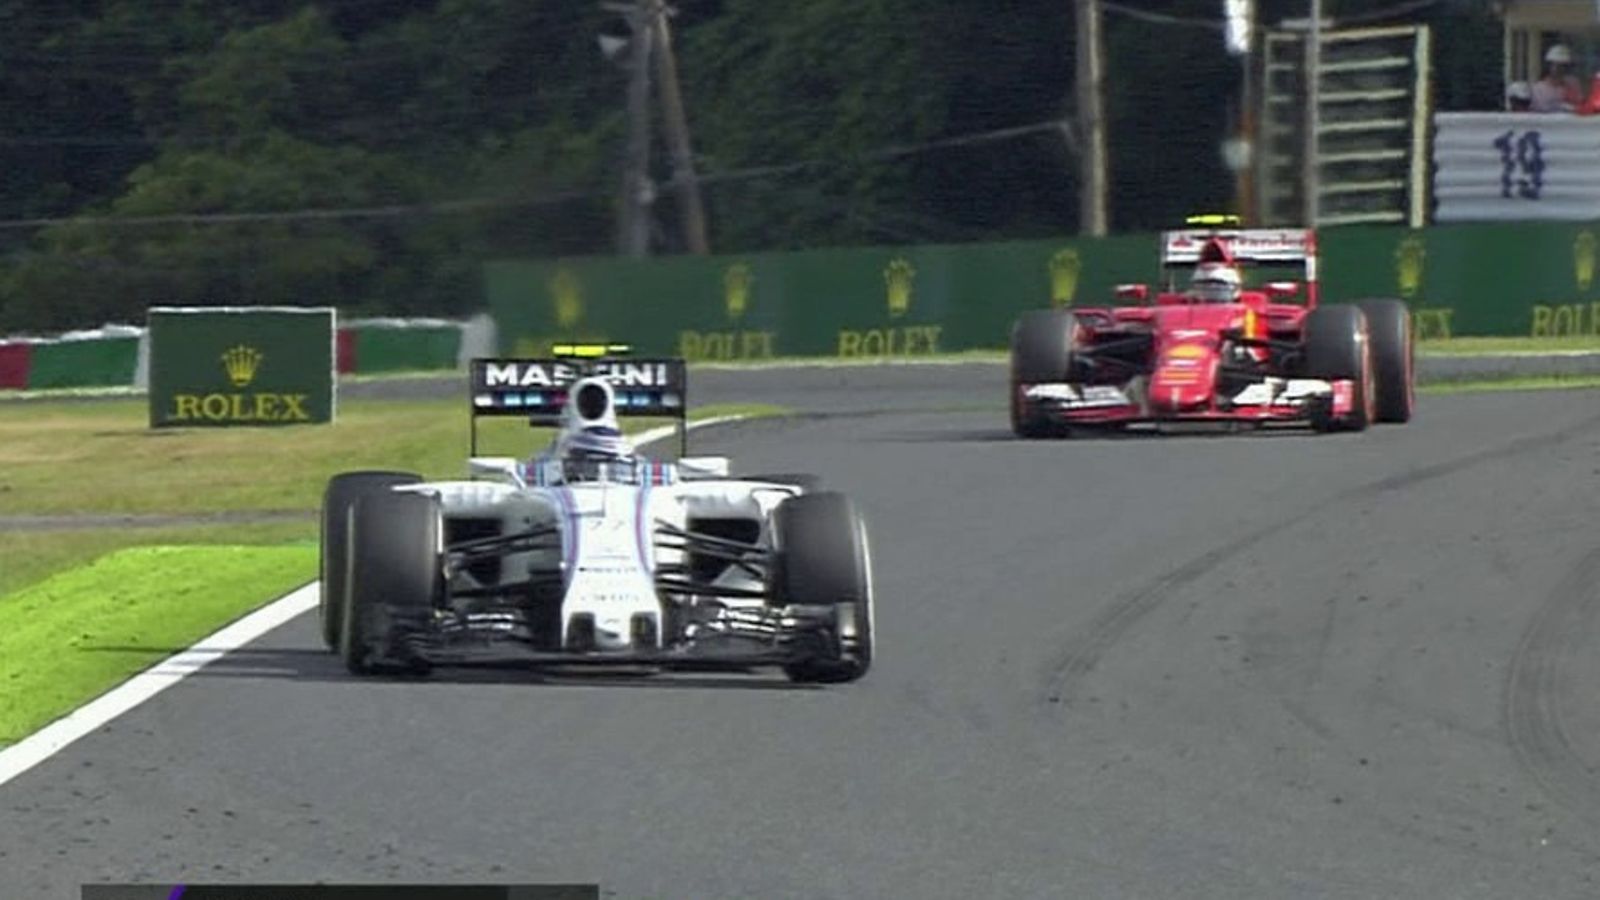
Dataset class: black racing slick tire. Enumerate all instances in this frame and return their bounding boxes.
[1302,303,1374,433]
[341,488,440,676]
[1010,309,1075,438]
[319,471,421,651]
[1356,298,1414,424]
[771,492,874,684]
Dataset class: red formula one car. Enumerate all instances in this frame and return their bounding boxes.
[1009,224,1413,437]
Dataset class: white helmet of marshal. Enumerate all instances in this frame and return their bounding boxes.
[1190,261,1242,303]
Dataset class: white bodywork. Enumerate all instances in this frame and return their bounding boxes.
[397,464,801,652]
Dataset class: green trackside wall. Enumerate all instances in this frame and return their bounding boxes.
[486,222,1600,355]
[25,337,138,389]
[350,326,461,373]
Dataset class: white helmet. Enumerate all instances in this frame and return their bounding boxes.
[1546,44,1573,65]
[1190,262,1242,303]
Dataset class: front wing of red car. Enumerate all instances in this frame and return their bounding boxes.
[1019,375,1359,426]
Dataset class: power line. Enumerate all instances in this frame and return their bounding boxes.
[0,118,1070,232]
[1102,2,1221,30]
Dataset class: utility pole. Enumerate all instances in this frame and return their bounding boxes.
[1223,0,1257,224]
[650,2,711,255]
[608,0,656,257]
[1302,0,1323,226]
[1075,0,1108,236]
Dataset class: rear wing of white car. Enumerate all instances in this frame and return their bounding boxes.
[468,347,689,456]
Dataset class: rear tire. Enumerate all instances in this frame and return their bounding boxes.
[1302,304,1374,432]
[1010,310,1075,438]
[1356,298,1414,424]
[342,489,440,676]
[319,471,421,651]
[771,492,874,684]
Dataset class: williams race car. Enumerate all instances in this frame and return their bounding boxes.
[317,351,874,684]
[1010,223,1413,436]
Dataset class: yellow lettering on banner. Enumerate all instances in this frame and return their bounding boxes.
[1413,309,1454,341]
[1529,303,1600,337]
[167,392,314,423]
[677,330,777,361]
[1532,305,1553,337]
[835,326,944,358]
[282,394,310,420]
[741,331,774,358]
[202,395,230,420]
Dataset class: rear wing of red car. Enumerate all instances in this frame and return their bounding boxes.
[1160,228,1317,267]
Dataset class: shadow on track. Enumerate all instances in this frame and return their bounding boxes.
[78,644,823,692]
[874,424,1348,444]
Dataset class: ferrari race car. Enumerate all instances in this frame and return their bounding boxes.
[317,351,874,684]
[1010,223,1414,436]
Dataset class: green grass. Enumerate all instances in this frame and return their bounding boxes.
[0,543,317,743]
[1420,374,1600,394]
[0,398,780,516]
[1417,336,1600,355]
[0,522,314,599]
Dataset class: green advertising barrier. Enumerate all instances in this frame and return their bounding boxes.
[147,306,335,428]
[486,235,1155,360]
[352,325,461,373]
[26,337,139,389]
[1319,222,1600,339]
[486,222,1600,356]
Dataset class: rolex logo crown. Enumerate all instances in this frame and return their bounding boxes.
[1575,230,1597,292]
[1395,234,1426,298]
[884,258,915,318]
[220,344,263,388]
[550,267,584,329]
[1049,248,1082,306]
[724,263,753,321]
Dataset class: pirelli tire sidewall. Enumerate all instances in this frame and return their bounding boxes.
[1355,298,1415,424]
[319,471,422,652]
[1302,303,1374,432]
[771,491,873,683]
[1010,309,1076,437]
[342,488,441,676]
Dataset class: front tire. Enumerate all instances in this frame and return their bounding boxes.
[1356,298,1414,423]
[771,492,874,684]
[1302,304,1374,432]
[342,489,440,676]
[319,471,421,651]
[1010,309,1075,438]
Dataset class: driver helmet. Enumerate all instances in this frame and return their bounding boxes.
[1546,44,1573,68]
[1190,261,1242,303]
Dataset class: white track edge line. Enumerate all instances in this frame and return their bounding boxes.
[0,413,751,789]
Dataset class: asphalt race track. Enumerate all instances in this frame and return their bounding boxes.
[6,374,1600,898]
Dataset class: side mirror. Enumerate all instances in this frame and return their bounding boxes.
[1265,281,1301,300]
[678,456,731,477]
[469,456,522,481]
[1115,283,1150,303]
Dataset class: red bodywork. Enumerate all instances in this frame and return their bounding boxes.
[1015,228,1365,429]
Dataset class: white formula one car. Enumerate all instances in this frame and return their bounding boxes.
[317,350,874,684]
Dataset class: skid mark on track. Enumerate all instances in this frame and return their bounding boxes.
[1504,547,1600,824]
[1041,409,1600,707]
